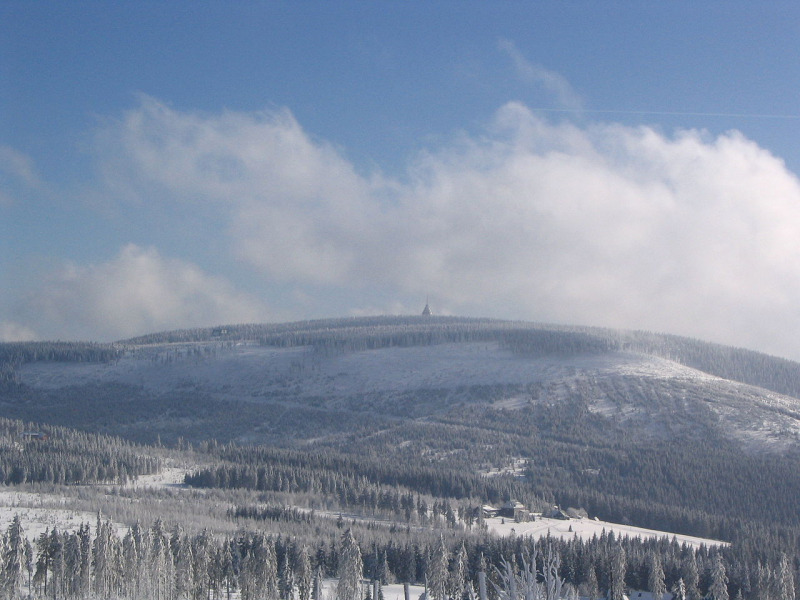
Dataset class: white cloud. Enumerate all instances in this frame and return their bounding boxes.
[0,322,38,342]
[498,39,583,110]
[89,96,800,359]
[0,144,41,205]
[13,245,271,342]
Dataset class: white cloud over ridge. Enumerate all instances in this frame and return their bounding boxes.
[13,245,271,342]
[0,322,38,343]
[82,97,800,359]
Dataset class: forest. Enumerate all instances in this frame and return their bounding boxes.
[2,317,800,599]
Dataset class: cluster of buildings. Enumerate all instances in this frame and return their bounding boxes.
[479,502,573,522]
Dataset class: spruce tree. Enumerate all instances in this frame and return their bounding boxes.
[777,554,795,600]
[337,530,363,600]
[2,515,25,598]
[682,554,700,600]
[672,578,687,600]
[585,566,600,600]
[297,545,313,600]
[609,545,626,600]
[648,553,666,600]
[427,536,449,600]
[448,543,468,600]
[709,554,729,600]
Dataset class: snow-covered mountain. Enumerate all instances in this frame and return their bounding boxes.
[7,316,800,451]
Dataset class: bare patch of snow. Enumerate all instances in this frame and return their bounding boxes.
[483,515,726,548]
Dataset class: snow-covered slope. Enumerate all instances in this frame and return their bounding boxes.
[19,341,711,395]
[17,339,800,450]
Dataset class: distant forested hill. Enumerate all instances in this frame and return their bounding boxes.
[119,316,800,399]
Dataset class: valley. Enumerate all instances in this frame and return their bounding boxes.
[1,316,799,599]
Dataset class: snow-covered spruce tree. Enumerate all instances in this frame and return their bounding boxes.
[682,554,700,600]
[93,517,117,598]
[380,551,391,586]
[777,554,796,600]
[584,566,600,600]
[149,519,172,600]
[263,537,280,600]
[220,540,237,600]
[78,523,92,598]
[238,543,256,600]
[48,528,64,600]
[33,531,50,597]
[427,536,449,600]
[672,578,686,600]
[337,530,364,600]
[709,554,729,600]
[297,545,313,600]
[241,533,278,600]
[448,542,468,600]
[281,548,296,600]
[647,553,666,600]
[174,533,194,600]
[63,531,82,599]
[608,545,626,600]
[23,539,33,593]
[2,515,25,598]
[192,529,213,600]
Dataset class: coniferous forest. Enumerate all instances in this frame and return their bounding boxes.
[1,317,800,599]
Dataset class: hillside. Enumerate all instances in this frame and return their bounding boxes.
[3,317,800,452]
[2,319,800,600]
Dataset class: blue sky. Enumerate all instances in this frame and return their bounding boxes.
[3,2,800,359]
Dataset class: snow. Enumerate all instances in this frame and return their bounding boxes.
[320,579,426,600]
[0,490,114,541]
[123,466,189,489]
[482,516,727,548]
[19,341,718,399]
[20,339,800,448]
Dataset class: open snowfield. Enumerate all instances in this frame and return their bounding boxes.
[483,516,726,548]
[320,578,425,600]
[0,490,111,541]
[123,465,190,489]
[19,342,718,397]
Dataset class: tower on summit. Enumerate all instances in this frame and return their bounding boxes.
[422,297,432,316]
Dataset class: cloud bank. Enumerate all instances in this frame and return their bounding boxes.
[10,96,800,359]
[10,245,270,342]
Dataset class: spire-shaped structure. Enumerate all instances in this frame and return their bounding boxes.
[422,296,432,316]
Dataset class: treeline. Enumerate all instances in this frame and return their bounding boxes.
[184,444,547,514]
[619,330,800,400]
[230,505,315,525]
[1,513,794,600]
[0,417,160,485]
[123,317,617,359]
[0,341,123,388]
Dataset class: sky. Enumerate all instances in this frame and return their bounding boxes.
[2,2,800,360]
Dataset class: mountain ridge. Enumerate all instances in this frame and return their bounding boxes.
[3,316,800,453]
